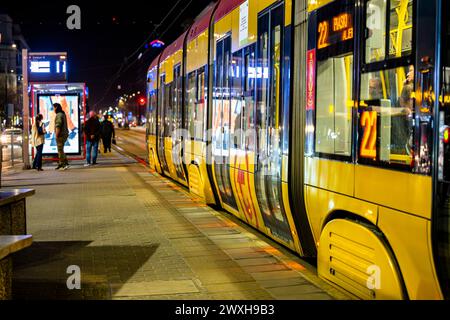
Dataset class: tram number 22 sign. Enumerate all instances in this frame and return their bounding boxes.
[360,111,377,159]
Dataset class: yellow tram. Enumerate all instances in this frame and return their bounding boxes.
[146,0,450,300]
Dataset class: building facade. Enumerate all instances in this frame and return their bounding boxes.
[0,14,29,129]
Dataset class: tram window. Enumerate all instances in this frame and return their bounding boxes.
[315,55,353,156]
[388,0,413,59]
[231,52,243,150]
[365,0,387,63]
[158,75,165,137]
[149,91,157,135]
[187,72,196,139]
[359,65,414,165]
[243,50,256,152]
[195,70,206,141]
[258,30,269,158]
[174,66,183,132]
[164,82,173,137]
[365,0,413,63]
[271,25,281,131]
[223,47,231,153]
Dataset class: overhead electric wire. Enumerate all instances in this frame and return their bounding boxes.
[92,0,192,108]
[112,0,194,79]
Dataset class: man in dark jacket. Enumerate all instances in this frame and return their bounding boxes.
[101,115,115,153]
[54,103,70,170]
[84,110,101,166]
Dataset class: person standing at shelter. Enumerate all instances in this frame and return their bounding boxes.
[54,103,70,170]
[31,114,46,171]
[84,110,101,166]
[101,115,115,153]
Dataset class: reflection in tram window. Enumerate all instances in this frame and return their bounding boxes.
[258,30,269,160]
[255,6,293,244]
[359,65,414,165]
[231,53,243,150]
[164,82,173,137]
[187,72,197,139]
[158,74,170,173]
[195,71,206,141]
[315,55,353,156]
[213,35,239,211]
[365,0,413,63]
[223,50,231,153]
[388,0,413,59]
[187,70,206,141]
[243,50,256,152]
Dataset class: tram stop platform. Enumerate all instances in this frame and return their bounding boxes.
[2,149,349,300]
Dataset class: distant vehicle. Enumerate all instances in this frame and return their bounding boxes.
[1,128,23,148]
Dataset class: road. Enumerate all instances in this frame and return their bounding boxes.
[114,127,148,164]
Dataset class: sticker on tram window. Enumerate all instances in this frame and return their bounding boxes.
[360,111,377,159]
[306,49,316,111]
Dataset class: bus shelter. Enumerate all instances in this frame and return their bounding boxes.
[30,83,87,161]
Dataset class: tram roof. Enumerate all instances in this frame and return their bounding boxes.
[187,2,218,42]
[214,0,246,23]
[160,31,188,62]
[148,54,161,73]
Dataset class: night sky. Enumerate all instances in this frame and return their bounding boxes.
[0,0,213,110]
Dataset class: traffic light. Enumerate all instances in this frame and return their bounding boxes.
[138,97,146,106]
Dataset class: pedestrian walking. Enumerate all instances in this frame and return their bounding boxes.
[54,103,70,170]
[84,110,101,166]
[101,115,115,153]
[31,114,46,171]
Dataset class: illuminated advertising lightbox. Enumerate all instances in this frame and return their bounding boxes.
[37,94,81,155]
[29,53,67,82]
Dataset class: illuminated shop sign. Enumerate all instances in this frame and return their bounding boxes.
[29,53,68,82]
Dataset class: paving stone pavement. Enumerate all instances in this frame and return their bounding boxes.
[2,150,349,300]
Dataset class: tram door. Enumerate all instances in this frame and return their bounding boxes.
[434,0,450,299]
[212,36,238,210]
[158,74,170,174]
[172,64,187,182]
[255,4,293,242]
